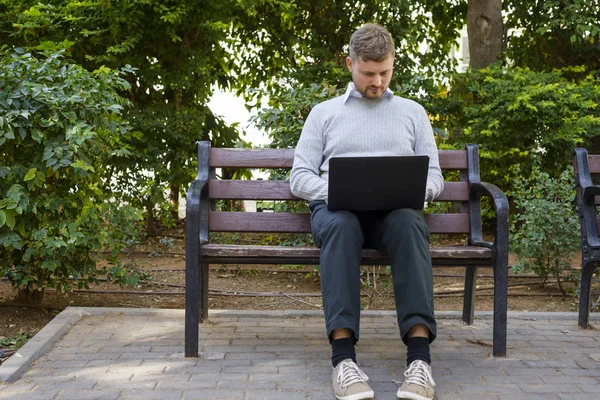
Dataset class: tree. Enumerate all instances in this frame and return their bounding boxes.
[0,48,143,303]
[1,0,294,231]
[423,64,600,197]
[0,0,473,231]
[505,0,600,71]
[467,0,504,69]
[253,0,471,151]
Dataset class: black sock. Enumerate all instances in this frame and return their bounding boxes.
[406,336,431,366]
[331,337,356,367]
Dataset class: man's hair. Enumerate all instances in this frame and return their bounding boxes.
[349,23,395,62]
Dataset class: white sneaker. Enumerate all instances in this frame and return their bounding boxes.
[332,359,375,400]
[396,360,435,400]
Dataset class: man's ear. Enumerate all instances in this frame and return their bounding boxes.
[346,57,353,72]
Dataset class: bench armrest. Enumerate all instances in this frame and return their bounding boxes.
[468,181,509,253]
[580,185,600,248]
[574,148,600,248]
[582,184,600,200]
[187,141,212,247]
[186,178,210,246]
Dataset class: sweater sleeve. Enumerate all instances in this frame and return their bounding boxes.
[290,106,328,202]
[413,105,444,202]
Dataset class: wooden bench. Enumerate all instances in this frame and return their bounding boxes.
[185,141,510,357]
[573,148,600,328]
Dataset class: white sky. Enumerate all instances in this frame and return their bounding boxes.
[208,90,269,147]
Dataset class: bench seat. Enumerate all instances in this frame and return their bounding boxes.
[201,244,492,265]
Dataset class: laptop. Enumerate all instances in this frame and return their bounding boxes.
[327,155,429,211]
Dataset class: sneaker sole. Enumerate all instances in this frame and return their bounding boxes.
[396,390,434,400]
[335,390,375,400]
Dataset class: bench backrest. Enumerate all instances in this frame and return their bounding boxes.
[573,148,600,237]
[194,142,486,238]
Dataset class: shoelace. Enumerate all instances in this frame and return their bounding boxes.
[337,360,369,388]
[402,360,435,388]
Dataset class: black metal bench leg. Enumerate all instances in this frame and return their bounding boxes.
[492,257,508,357]
[579,260,598,328]
[200,263,209,322]
[185,186,202,358]
[462,266,477,324]
[185,256,201,357]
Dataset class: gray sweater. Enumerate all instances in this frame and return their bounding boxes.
[290,85,444,203]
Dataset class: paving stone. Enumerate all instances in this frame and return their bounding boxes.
[0,308,597,400]
[56,390,121,399]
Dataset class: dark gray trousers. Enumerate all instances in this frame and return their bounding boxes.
[309,200,436,344]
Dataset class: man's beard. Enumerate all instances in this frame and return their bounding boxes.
[358,85,386,99]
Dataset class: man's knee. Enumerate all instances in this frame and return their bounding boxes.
[312,209,362,246]
[321,211,361,237]
[385,209,427,232]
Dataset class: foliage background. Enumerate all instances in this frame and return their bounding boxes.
[0,48,143,298]
[1,0,599,293]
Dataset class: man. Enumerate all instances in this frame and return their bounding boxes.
[290,23,444,400]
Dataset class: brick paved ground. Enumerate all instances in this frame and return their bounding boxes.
[0,308,598,399]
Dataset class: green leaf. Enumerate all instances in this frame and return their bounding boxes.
[108,104,123,113]
[23,247,36,261]
[40,260,58,272]
[71,160,95,172]
[5,211,15,230]
[31,129,42,143]
[24,168,37,181]
[0,210,5,227]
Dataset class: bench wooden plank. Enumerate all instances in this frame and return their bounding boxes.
[208,180,470,201]
[438,151,468,169]
[210,148,295,168]
[202,244,491,260]
[209,180,300,200]
[588,155,600,174]
[208,211,471,233]
[209,211,311,232]
[209,148,468,170]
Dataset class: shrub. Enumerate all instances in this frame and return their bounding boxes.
[0,48,142,302]
[509,165,580,297]
[430,65,600,195]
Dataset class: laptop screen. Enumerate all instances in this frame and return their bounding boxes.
[327,155,429,211]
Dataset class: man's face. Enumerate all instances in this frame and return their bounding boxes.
[346,55,394,99]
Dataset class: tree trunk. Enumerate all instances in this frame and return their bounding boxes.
[15,287,45,305]
[144,198,156,236]
[467,0,504,69]
[170,183,180,221]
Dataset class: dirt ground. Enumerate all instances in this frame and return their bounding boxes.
[0,232,597,354]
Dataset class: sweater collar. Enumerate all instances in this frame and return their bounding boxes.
[343,82,394,103]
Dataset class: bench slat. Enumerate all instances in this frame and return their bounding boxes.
[209,148,468,170]
[208,180,469,201]
[589,155,600,174]
[438,151,468,169]
[201,244,492,265]
[209,212,470,233]
[209,180,300,200]
[210,148,295,168]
